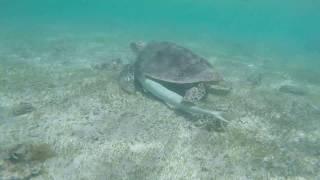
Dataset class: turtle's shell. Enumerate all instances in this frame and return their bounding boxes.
[135,41,221,84]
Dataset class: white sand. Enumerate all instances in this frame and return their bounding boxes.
[1,30,320,179]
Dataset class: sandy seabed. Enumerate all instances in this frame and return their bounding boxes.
[0,30,320,180]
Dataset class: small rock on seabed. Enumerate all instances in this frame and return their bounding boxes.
[11,102,35,116]
[0,143,55,179]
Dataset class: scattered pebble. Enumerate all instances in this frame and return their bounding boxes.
[8,143,55,163]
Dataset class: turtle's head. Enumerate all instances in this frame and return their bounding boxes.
[130,41,146,54]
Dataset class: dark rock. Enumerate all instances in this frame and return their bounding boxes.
[8,144,29,162]
[0,143,54,179]
[8,143,55,163]
[279,85,307,96]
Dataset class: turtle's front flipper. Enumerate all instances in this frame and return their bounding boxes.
[182,83,206,104]
[118,64,136,94]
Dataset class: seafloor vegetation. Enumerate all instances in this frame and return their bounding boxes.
[1,30,320,179]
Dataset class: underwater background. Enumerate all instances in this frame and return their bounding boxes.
[1,0,320,179]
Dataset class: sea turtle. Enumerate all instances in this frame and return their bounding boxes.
[119,41,228,122]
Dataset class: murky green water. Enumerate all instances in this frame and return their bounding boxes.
[1,1,320,179]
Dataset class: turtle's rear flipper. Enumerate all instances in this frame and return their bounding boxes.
[182,83,206,104]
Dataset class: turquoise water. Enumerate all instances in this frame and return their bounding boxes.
[1,1,320,179]
[2,1,320,49]
[2,1,320,79]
